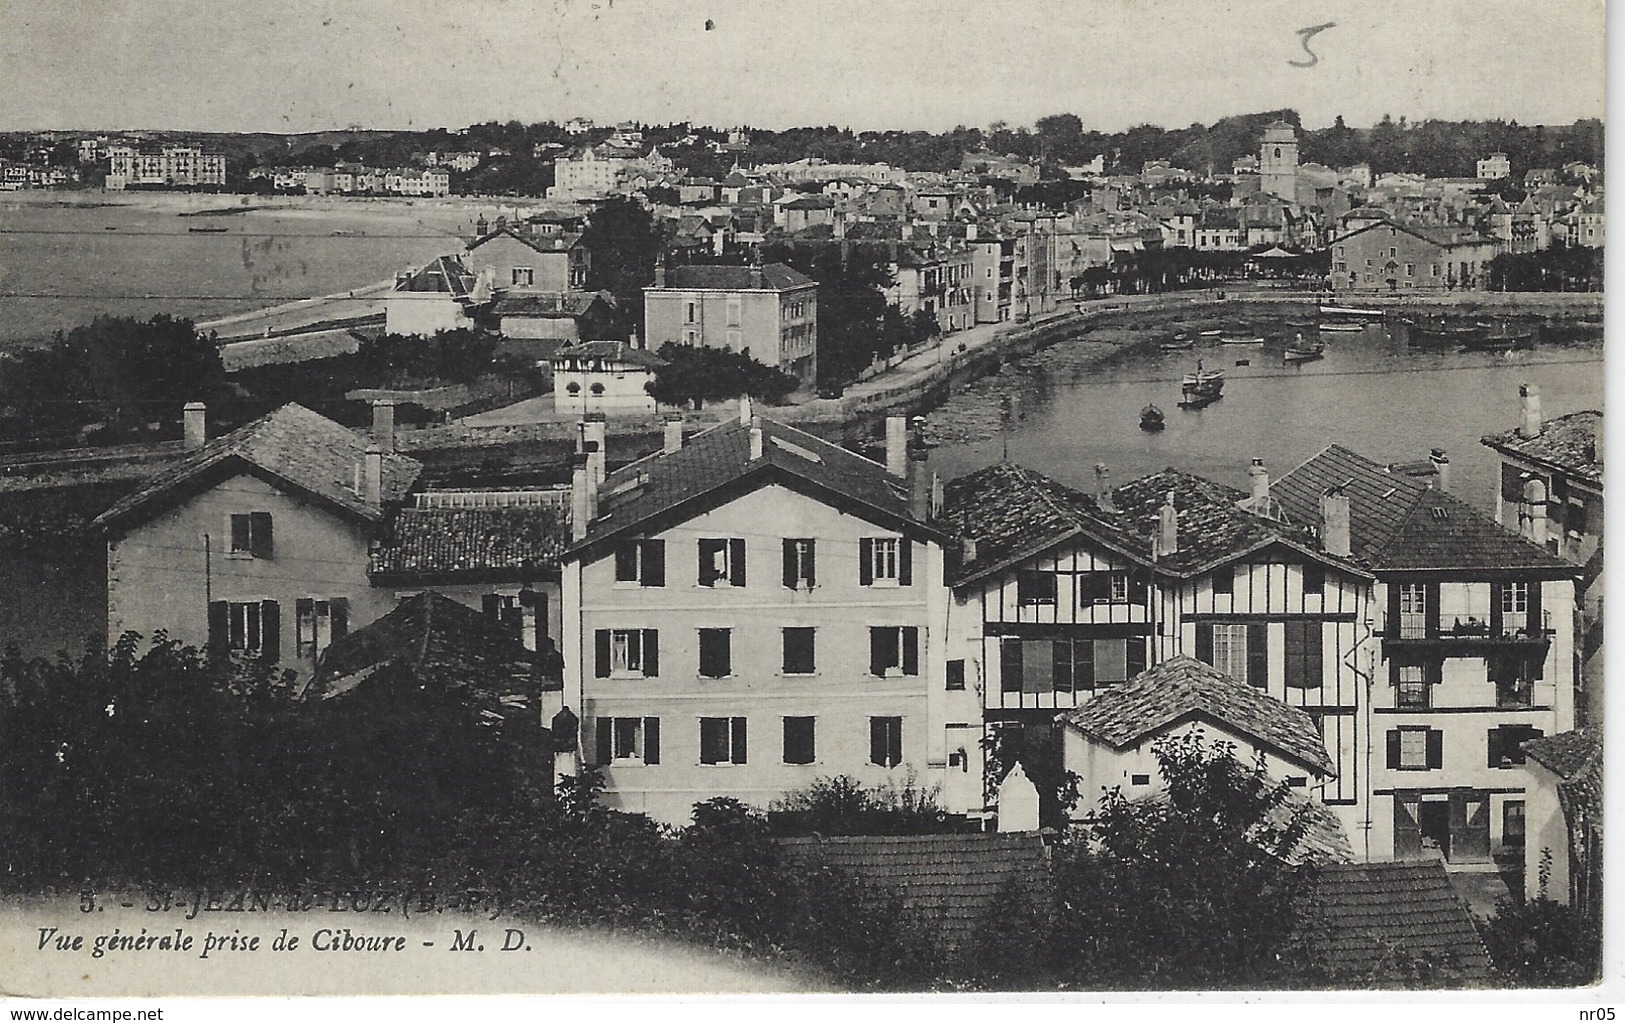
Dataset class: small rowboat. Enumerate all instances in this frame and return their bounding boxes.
[1284,339,1325,364]
[1199,329,1222,338]
[1221,335,1264,345]
[1140,403,1166,430]
[1318,321,1364,333]
[1319,304,1386,318]
[1158,335,1195,351]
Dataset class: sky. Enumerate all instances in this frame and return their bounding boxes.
[0,0,1606,134]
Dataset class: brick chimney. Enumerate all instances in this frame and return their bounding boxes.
[738,395,753,424]
[1157,491,1179,557]
[183,401,207,450]
[363,444,383,507]
[1094,464,1117,513]
[962,536,979,564]
[582,413,607,485]
[1428,448,1450,492]
[1519,474,1549,547]
[570,453,592,542]
[663,411,684,453]
[372,399,396,453]
[908,434,932,521]
[749,417,764,460]
[885,414,908,477]
[1248,458,1269,504]
[1519,382,1542,439]
[1321,486,1351,558]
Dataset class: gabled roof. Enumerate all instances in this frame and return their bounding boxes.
[938,462,1153,586]
[567,414,947,560]
[394,255,476,297]
[491,291,615,318]
[1292,861,1492,982]
[549,339,665,368]
[776,833,1049,955]
[1482,411,1603,488]
[1329,218,1493,250]
[466,225,583,255]
[308,592,538,729]
[657,263,816,292]
[93,404,421,532]
[370,505,570,582]
[1060,655,1335,775]
[1272,445,1574,573]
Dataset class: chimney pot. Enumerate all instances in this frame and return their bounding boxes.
[1157,491,1179,557]
[1428,447,1450,492]
[749,420,764,460]
[962,536,979,563]
[885,414,908,477]
[1094,464,1118,513]
[738,395,753,424]
[570,454,592,541]
[908,436,932,521]
[662,411,684,453]
[1248,458,1269,504]
[182,401,207,450]
[1519,474,1549,546]
[581,416,607,485]
[372,399,397,453]
[1519,382,1542,439]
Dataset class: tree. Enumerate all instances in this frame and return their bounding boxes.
[645,343,799,409]
[1478,893,1602,986]
[582,195,662,311]
[1047,731,1319,988]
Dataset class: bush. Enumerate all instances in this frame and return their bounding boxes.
[646,343,800,409]
[767,770,953,836]
[1478,893,1601,987]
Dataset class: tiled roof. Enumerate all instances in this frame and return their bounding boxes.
[467,226,583,255]
[658,263,816,291]
[571,414,944,557]
[549,340,665,368]
[395,255,475,296]
[370,506,569,580]
[1060,655,1335,775]
[1523,727,1600,780]
[1112,468,1332,578]
[1273,445,1575,573]
[938,462,1152,585]
[308,592,538,729]
[777,833,1049,955]
[1482,412,1603,487]
[93,404,421,531]
[1292,861,1492,982]
[491,291,613,318]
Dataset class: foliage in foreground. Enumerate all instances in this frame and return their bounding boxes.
[646,342,800,408]
[1478,893,1602,987]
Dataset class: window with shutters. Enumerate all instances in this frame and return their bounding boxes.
[699,716,748,765]
[601,717,655,762]
[596,628,659,677]
[870,716,903,767]
[614,539,665,586]
[698,537,746,587]
[783,716,816,764]
[1078,571,1134,604]
[1283,620,1323,689]
[295,597,348,659]
[1489,654,1536,709]
[1017,570,1057,605]
[1210,624,1249,683]
[782,627,816,675]
[869,626,919,677]
[228,512,273,558]
[1092,638,1129,686]
[1488,724,1544,768]
[511,267,534,287]
[698,628,732,678]
[1390,726,1440,771]
[783,538,816,589]
[1003,636,1143,693]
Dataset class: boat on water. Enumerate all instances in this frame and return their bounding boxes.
[187,226,228,233]
[1283,334,1325,363]
[1409,322,1485,345]
[1318,321,1364,333]
[1220,335,1264,345]
[1319,304,1386,318]
[1139,403,1166,430]
[1158,334,1196,351]
[1461,331,1535,352]
[1199,329,1222,338]
[1180,361,1224,408]
[1178,390,1219,410]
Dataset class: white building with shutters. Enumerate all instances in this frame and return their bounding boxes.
[556,405,963,826]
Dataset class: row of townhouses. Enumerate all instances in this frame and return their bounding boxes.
[246,163,452,197]
[92,389,1593,902]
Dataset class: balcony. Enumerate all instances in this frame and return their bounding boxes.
[1379,610,1553,655]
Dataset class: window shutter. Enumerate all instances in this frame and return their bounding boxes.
[729,538,746,587]
[1127,636,1147,678]
[330,597,349,640]
[1527,581,1542,635]
[1489,583,1504,638]
[1077,638,1095,690]
[250,512,273,558]
[594,630,611,678]
[859,538,874,586]
[643,717,660,764]
[230,515,250,554]
[1386,729,1401,769]
[1128,573,1147,602]
[1424,583,1441,636]
[642,629,659,676]
[482,594,502,621]
[700,628,730,678]
[260,600,280,660]
[643,540,665,586]
[698,540,715,586]
[870,718,886,767]
[804,541,816,587]
[1393,797,1423,858]
[902,627,919,675]
[870,628,888,677]
[615,544,638,581]
[295,597,313,648]
[783,540,797,588]
[1000,638,1023,692]
[1195,623,1213,665]
[1487,728,1501,769]
[1387,584,1402,635]
[207,600,228,653]
[1246,622,1268,689]
[596,718,612,766]
[731,717,747,765]
[1052,641,1073,693]
[1303,620,1322,687]
[1426,729,1443,769]
[899,539,913,586]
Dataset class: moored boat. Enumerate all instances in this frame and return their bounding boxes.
[1283,334,1325,363]
[1139,403,1165,430]
[1318,321,1364,333]
[1461,331,1535,352]
[1180,360,1224,405]
[1199,329,1222,338]
[1220,334,1264,345]
[1158,334,1195,351]
[187,226,228,233]
[1319,304,1386,318]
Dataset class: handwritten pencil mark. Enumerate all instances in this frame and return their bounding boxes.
[1289,22,1337,67]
